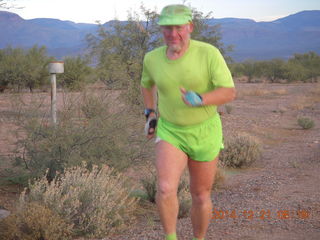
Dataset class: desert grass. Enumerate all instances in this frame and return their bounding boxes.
[291,84,320,110]
[237,87,288,98]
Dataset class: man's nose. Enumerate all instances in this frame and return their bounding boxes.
[168,27,179,36]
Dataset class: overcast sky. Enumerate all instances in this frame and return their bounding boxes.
[5,0,320,23]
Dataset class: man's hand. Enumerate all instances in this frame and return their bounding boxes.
[180,88,203,106]
[144,116,157,139]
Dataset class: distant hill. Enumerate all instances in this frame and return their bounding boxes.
[0,11,97,57]
[209,10,320,61]
[0,10,319,61]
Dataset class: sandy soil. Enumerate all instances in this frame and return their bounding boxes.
[0,82,319,240]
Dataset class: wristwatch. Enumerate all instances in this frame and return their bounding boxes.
[144,108,156,120]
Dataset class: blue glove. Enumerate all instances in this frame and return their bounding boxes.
[185,91,203,106]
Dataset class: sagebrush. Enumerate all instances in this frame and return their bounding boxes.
[19,164,138,238]
[0,202,73,240]
[219,134,261,168]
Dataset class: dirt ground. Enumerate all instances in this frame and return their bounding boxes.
[0,82,319,240]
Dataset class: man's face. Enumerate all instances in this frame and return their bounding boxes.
[161,23,194,53]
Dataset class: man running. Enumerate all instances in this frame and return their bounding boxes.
[141,4,235,240]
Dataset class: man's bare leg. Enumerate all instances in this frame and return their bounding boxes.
[155,141,188,236]
[188,157,218,239]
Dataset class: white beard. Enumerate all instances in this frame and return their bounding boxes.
[167,44,182,53]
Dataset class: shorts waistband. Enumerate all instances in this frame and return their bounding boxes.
[159,113,218,129]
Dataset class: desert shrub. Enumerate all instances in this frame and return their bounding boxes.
[219,134,261,168]
[80,92,109,119]
[12,90,139,181]
[230,52,320,83]
[140,172,189,204]
[0,202,73,240]
[297,117,315,129]
[20,164,138,238]
[141,174,157,203]
[1,168,30,187]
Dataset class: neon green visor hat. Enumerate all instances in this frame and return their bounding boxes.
[158,4,192,26]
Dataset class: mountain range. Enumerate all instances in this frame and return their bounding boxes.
[0,10,319,61]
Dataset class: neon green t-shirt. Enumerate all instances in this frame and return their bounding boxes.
[141,40,234,126]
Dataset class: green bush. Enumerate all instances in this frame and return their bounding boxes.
[19,164,138,238]
[141,174,157,203]
[297,117,315,129]
[229,51,320,83]
[219,134,261,168]
[0,202,73,240]
[80,93,109,119]
[12,91,138,182]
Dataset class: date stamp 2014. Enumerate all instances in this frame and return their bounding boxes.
[212,208,311,220]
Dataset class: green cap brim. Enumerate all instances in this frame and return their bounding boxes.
[158,17,191,26]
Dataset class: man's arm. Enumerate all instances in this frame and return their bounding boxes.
[201,87,236,106]
[141,85,157,111]
[181,87,236,106]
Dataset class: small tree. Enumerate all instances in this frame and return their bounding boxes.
[288,52,320,82]
[285,61,309,82]
[87,5,160,85]
[0,47,27,91]
[25,46,51,92]
[0,46,51,92]
[87,4,161,111]
[239,60,259,82]
[0,49,8,91]
[260,59,287,82]
[58,56,92,90]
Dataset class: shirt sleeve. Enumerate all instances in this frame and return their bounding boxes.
[210,48,235,88]
[141,54,155,89]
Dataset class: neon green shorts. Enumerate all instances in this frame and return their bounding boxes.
[156,114,223,162]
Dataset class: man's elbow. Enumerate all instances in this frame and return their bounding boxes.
[227,87,236,102]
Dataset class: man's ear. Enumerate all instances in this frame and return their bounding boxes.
[188,22,194,33]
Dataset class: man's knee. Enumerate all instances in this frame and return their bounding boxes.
[157,181,178,199]
[191,190,211,205]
